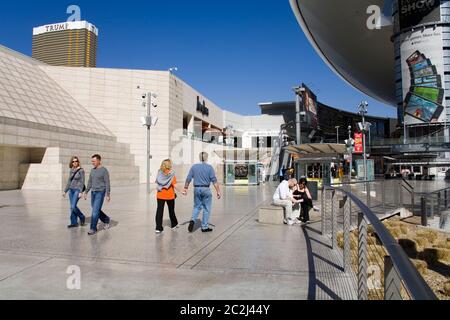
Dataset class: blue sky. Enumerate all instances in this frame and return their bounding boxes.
[0,0,396,117]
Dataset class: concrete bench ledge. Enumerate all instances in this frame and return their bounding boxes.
[258,205,285,225]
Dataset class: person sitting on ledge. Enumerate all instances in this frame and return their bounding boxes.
[293,178,314,224]
[272,178,302,226]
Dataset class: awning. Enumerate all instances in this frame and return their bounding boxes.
[285,143,347,163]
[285,143,347,156]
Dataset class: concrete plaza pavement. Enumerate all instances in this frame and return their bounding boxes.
[0,183,356,300]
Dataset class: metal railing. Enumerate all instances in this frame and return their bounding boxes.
[321,184,437,300]
[394,178,450,228]
[416,187,450,228]
[329,179,450,229]
[328,180,400,215]
[371,134,450,147]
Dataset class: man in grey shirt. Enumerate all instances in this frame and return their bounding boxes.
[83,154,111,235]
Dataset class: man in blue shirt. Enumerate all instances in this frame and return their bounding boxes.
[182,152,221,233]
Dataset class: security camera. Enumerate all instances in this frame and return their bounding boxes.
[357,122,364,132]
[142,94,147,99]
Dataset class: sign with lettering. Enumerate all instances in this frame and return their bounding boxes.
[399,0,441,30]
[33,21,98,36]
[354,133,363,154]
[196,96,209,116]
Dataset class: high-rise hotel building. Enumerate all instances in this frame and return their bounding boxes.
[32,21,98,67]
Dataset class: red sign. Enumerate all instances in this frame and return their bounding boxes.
[354,133,363,154]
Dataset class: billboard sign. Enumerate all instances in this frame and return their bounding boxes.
[399,0,441,30]
[401,26,446,125]
[301,84,318,129]
[356,159,375,182]
[354,133,363,154]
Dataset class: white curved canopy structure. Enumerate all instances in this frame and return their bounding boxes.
[289,0,396,106]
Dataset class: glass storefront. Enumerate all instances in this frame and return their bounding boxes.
[224,161,258,185]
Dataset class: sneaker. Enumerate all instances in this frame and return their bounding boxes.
[172,225,179,230]
[201,228,213,233]
[188,220,195,233]
[155,230,163,234]
[287,219,295,226]
[313,206,320,212]
[67,224,79,228]
[294,218,302,225]
[80,220,86,227]
[87,230,97,236]
[283,219,288,225]
[103,223,110,230]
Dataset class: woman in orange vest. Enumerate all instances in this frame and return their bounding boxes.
[155,159,181,234]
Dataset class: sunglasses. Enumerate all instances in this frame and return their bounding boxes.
[72,160,79,163]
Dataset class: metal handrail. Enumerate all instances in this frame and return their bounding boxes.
[323,185,437,300]
[414,186,450,196]
[329,180,372,186]
[401,178,414,192]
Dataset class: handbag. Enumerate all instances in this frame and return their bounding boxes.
[70,168,86,192]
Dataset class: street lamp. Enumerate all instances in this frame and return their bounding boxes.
[293,86,306,145]
[358,101,370,182]
[168,67,178,74]
[141,92,158,194]
[335,126,340,144]
[345,125,354,181]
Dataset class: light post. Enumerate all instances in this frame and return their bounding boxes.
[345,125,354,182]
[293,86,306,145]
[335,125,340,144]
[357,101,370,182]
[141,92,158,194]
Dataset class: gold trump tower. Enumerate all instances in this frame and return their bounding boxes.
[32,21,98,67]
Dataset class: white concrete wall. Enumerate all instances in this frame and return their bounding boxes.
[0,118,139,190]
[0,146,31,190]
[41,66,170,183]
[223,111,284,132]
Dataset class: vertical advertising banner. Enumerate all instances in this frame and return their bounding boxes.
[401,27,446,125]
[301,84,318,129]
[354,133,363,154]
[399,1,446,125]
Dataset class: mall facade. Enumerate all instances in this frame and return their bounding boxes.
[289,0,450,178]
[0,44,283,190]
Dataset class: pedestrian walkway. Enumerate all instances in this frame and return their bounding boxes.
[0,183,356,299]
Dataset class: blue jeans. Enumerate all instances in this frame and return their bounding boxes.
[69,189,85,225]
[90,191,110,231]
[191,187,212,230]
